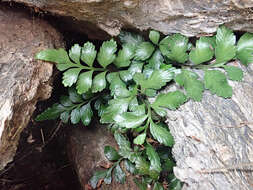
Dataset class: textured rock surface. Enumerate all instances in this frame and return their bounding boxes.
[0,5,63,170]
[67,125,138,190]
[166,62,253,190]
[3,0,253,37]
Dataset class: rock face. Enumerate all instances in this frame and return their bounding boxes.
[166,62,253,190]
[67,125,138,190]
[0,5,64,170]
[3,0,253,37]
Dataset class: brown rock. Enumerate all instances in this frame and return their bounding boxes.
[0,5,64,170]
[2,0,253,37]
[67,125,138,190]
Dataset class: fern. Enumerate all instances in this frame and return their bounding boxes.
[35,26,253,190]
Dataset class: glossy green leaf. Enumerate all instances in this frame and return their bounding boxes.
[108,73,130,98]
[56,62,76,71]
[128,61,144,76]
[119,70,132,82]
[215,26,236,64]
[146,143,162,173]
[114,113,148,128]
[236,33,253,66]
[89,170,107,189]
[133,133,146,145]
[80,103,93,126]
[223,65,243,81]
[124,160,137,174]
[60,111,70,123]
[148,50,164,69]
[104,146,121,161]
[35,48,72,65]
[174,70,204,101]
[204,70,232,98]
[114,132,132,158]
[134,69,174,91]
[69,44,81,64]
[114,164,126,184]
[35,103,65,121]
[76,71,93,94]
[92,71,107,93]
[100,97,131,123]
[169,176,182,190]
[103,167,113,185]
[150,121,174,147]
[119,31,144,46]
[62,68,82,87]
[97,39,117,68]
[152,90,187,111]
[68,87,83,103]
[189,37,214,65]
[114,43,135,68]
[70,107,81,124]
[153,182,164,190]
[81,42,97,67]
[149,30,160,45]
[134,42,155,61]
[160,34,189,63]
[60,95,74,107]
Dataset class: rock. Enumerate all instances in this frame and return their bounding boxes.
[166,62,253,190]
[67,125,138,190]
[0,5,64,170]
[2,0,253,37]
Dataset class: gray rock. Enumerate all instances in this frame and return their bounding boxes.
[166,62,253,190]
[2,0,253,37]
[0,5,64,170]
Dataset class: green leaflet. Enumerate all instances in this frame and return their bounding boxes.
[236,33,253,66]
[35,48,72,65]
[133,69,174,91]
[97,39,117,68]
[114,132,132,158]
[81,42,97,67]
[70,107,81,124]
[76,71,93,94]
[223,65,243,81]
[114,43,135,68]
[151,90,188,111]
[100,97,131,123]
[104,167,113,184]
[69,44,81,64]
[35,103,65,121]
[153,182,164,190]
[114,112,148,128]
[114,164,126,184]
[60,111,70,123]
[204,70,232,98]
[89,170,107,189]
[150,121,174,147]
[148,50,164,70]
[62,68,82,87]
[92,71,107,93]
[134,42,155,61]
[68,87,82,103]
[215,26,236,64]
[80,103,93,126]
[119,31,144,46]
[174,70,204,101]
[104,146,121,161]
[189,37,214,65]
[160,34,189,63]
[149,30,160,45]
[124,160,137,174]
[133,133,146,145]
[146,143,162,173]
